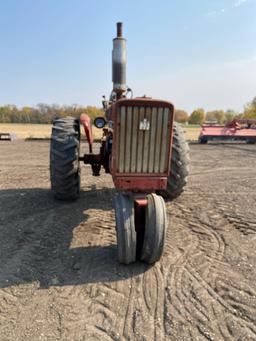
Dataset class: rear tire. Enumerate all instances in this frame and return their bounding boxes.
[50,116,80,200]
[159,122,189,200]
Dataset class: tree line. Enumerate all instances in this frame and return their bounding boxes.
[0,96,255,125]
[175,96,256,124]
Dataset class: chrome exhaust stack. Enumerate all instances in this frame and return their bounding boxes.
[112,22,127,97]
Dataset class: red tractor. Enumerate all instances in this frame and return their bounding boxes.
[50,23,189,264]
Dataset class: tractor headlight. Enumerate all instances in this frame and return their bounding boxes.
[94,117,107,129]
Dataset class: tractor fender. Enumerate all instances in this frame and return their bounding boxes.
[80,113,93,145]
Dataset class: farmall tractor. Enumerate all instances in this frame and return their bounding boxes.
[50,23,189,264]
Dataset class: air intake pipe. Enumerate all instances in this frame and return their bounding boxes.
[112,22,127,97]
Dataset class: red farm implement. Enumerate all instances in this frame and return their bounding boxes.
[199,119,256,144]
[50,23,189,264]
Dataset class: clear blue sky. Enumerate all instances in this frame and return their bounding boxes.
[0,0,255,113]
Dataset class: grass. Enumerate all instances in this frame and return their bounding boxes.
[0,123,201,141]
[0,123,51,139]
[182,126,201,140]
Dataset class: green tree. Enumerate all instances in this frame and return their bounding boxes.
[189,108,205,125]
[206,110,225,124]
[84,106,104,119]
[224,109,238,123]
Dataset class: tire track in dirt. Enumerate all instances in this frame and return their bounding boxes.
[65,165,256,340]
[163,191,256,340]
[1,142,256,340]
[164,202,224,339]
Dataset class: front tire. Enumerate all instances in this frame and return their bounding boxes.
[114,193,137,264]
[50,117,80,200]
[141,194,167,264]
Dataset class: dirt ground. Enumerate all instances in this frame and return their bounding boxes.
[0,141,256,341]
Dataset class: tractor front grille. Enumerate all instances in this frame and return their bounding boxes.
[116,106,171,174]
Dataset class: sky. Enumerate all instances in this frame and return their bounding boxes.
[0,0,255,113]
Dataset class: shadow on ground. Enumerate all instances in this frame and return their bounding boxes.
[0,187,149,289]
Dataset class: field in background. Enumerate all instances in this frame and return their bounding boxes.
[183,125,201,140]
[0,123,103,140]
[0,123,201,141]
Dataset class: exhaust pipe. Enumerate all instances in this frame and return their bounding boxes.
[112,22,127,95]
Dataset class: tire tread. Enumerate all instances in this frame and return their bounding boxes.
[50,117,80,200]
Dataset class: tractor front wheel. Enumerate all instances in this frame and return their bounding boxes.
[115,193,137,264]
[114,193,168,265]
[50,116,80,200]
[140,194,167,264]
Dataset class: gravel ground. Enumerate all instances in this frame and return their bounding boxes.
[0,141,256,341]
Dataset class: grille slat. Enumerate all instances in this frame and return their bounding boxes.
[136,107,145,172]
[130,107,139,172]
[117,105,171,174]
[148,107,157,173]
[160,108,170,172]
[124,106,132,172]
[142,107,151,172]
[154,108,163,173]
[119,106,126,173]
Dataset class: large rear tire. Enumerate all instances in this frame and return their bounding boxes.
[50,116,80,200]
[159,122,189,200]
